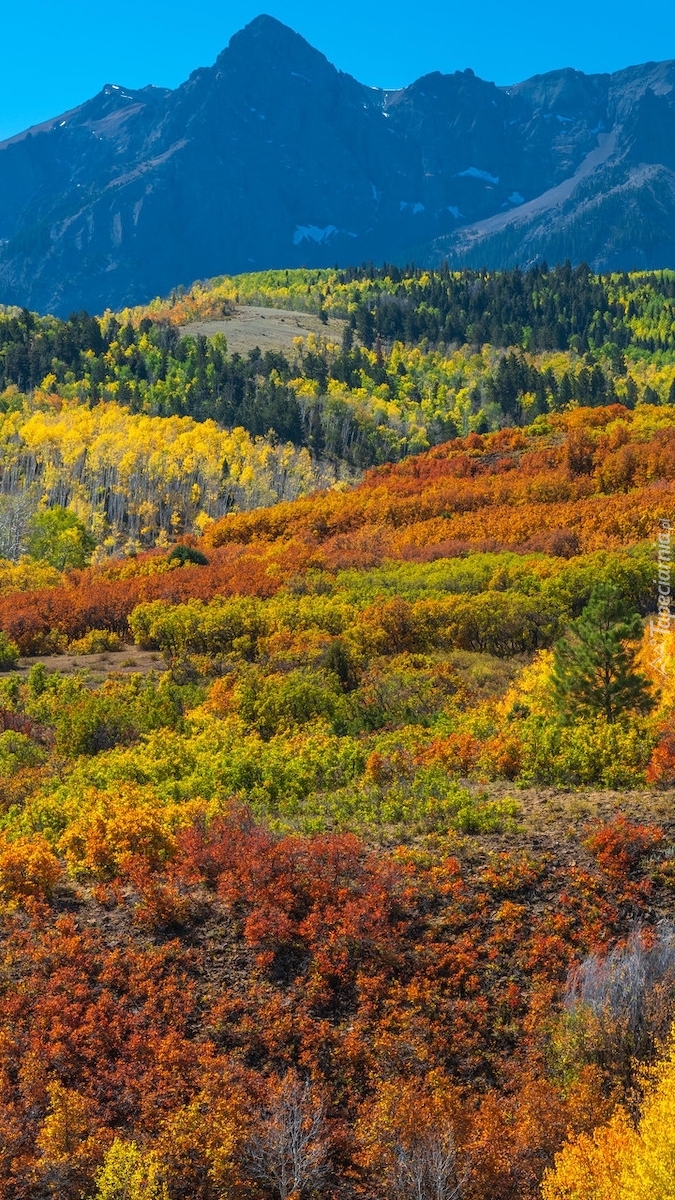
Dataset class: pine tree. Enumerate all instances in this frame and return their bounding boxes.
[552,583,655,724]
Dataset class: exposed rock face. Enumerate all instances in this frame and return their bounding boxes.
[2,16,675,314]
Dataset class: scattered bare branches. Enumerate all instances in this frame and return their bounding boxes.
[567,920,675,1036]
[245,1072,330,1200]
[563,920,675,1086]
[389,1126,466,1200]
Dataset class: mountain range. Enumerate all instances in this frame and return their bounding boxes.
[2,15,675,315]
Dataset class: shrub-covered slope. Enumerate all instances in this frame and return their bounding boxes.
[1,274,675,1199]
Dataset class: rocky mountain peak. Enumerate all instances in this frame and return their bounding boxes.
[2,22,675,314]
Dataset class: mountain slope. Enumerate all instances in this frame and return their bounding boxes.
[1,17,675,314]
[429,61,675,270]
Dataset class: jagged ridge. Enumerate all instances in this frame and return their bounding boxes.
[1,16,675,314]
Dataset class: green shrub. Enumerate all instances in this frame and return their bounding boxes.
[24,628,68,656]
[0,731,45,775]
[55,693,138,756]
[27,663,48,698]
[27,506,96,569]
[518,714,653,787]
[68,629,124,654]
[233,667,348,739]
[325,768,520,834]
[51,675,198,757]
[0,633,19,671]
[129,596,266,656]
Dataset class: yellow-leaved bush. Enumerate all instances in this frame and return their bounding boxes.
[56,784,204,879]
[542,1029,675,1199]
[91,1139,167,1200]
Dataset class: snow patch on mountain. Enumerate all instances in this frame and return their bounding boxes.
[458,167,500,184]
[293,224,339,245]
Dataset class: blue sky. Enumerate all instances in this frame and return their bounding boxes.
[2,0,675,141]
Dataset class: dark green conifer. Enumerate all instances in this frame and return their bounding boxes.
[552,583,655,723]
[167,544,209,566]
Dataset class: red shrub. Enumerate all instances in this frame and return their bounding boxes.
[584,816,663,881]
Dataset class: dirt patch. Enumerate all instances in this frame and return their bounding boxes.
[455,779,675,870]
[17,644,164,683]
[180,304,346,356]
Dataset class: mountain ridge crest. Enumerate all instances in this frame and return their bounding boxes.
[2,18,675,314]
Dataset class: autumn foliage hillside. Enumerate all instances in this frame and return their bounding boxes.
[0,403,673,653]
[5,264,675,563]
[8,63,675,1195]
[3,402,675,1194]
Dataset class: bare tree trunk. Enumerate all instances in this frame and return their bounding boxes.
[245,1072,330,1200]
[390,1127,465,1200]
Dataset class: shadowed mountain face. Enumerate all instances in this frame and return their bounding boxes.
[2,16,675,314]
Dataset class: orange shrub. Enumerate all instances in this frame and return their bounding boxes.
[646,717,675,786]
[478,731,524,780]
[0,833,62,903]
[417,732,483,776]
[584,817,664,882]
